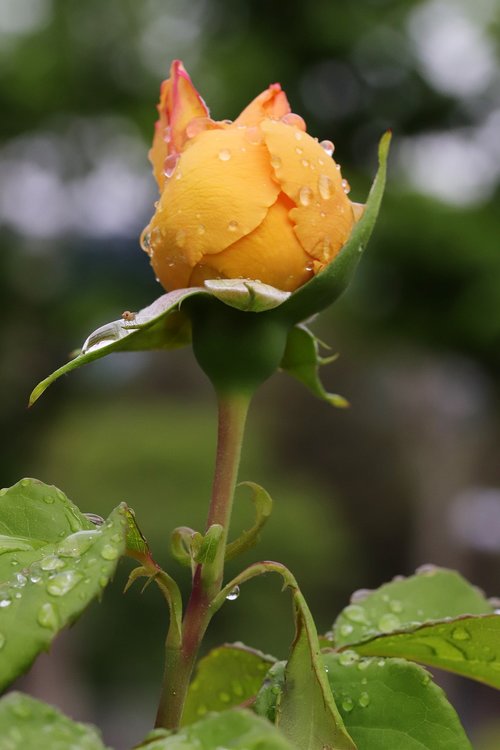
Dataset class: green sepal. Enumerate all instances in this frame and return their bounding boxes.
[278,131,391,324]
[0,692,110,749]
[225,482,273,562]
[30,282,289,406]
[280,325,349,408]
[0,479,127,690]
[171,527,198,568]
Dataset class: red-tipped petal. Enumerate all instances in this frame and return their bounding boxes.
[149,60,209,191]
[234,83,291,126]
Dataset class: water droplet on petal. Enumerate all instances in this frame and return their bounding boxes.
[452,626,471,641]
[294,130,303,141]
[163,153,179,179]
[46,570,83,597]
[320,140,335,156]
[218,148,231,161]
[299,186,313,206]
[318,174,333,200]
[163,126,171,144]
[226,585,240,601]
[197,224,206,236]
[37,602,58,629]
[378,613,400,633]
[227,220,239,232]
[100,544,119,561]
[270,155,282,169]
[176,229,187,247]
[244,126,263,145]
[295,147,303,155]
[281,113,306,131]
[301,159,310,168]
[358,691,370,708]
[341,178,351,194]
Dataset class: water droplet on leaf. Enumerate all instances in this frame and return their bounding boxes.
[378,613,400,633]
[40,555,65,572]
[46,570,83,597]
[58,530,100,558]
[342,697,354,712]
[37,602,58,629]
[100,544,119,561]
[226,585,240,601]
[343,604,368,624]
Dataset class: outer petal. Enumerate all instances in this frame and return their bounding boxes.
[150,60,209,192]
[190,194,314,292]
[144,127,280,291]
[261,120,356,268]
[233,83,291,127]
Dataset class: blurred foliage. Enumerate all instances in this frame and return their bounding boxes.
[2,0,500,746]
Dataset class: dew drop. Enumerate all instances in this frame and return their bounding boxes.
[377,613,400,633]
[0,592,12,608]
[295,147,303,155]
[20,479,30,487]
[282,113,307,131]
[358,691,370,708]
[0,633,5,650]
[176,229,186,247]
[340,624,353,637]
[40,555,65,572]
[46,570,83,597]
[389,599,403,614]
[197,224,206,236]
[339,650,359,666]
[226,585,240,601]
[163,153,179,178]
[227,220,239,232]
[341,178,351,194]
[342,697,354,713]
[270,155,282,169]
[98,543,119,561]
[58,530,100,558]
[245,126,263,145]
[301,159,310,168]
[163,126,171,144]
[299,186,313,207]
[452,626,471,641]
[218,148,231,161]
[294,130,303,141]
[37,602,58,629]
[318,174,333,200]
[43,495,55,505]
[320,139,335,157]
[343,604,368,624]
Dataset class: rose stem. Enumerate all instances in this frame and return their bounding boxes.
[155,390,251,730]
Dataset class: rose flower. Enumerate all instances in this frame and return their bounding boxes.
[141,60,363,294]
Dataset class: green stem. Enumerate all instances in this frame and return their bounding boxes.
[155,391,251,730]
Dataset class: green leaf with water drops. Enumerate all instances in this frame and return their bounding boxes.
[280,325,348,408]
[322,652,472,750]
[181,644,275,726]
[279,131,391,324]
[0,479,127,690]
[353,614,500,689]
[29,288,199,406]
[139,709,294,750]
[0,691,109,750]
[332,566,494,649]
[278,590,356,750]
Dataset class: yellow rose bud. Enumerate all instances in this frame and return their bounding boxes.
[141,60,363,293]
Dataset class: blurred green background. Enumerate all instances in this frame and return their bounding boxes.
[1,0,500,747]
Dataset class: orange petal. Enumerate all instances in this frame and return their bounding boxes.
[150,60,209,192]
[144,127,280,291]
[190,194,314,292]
[261,120,356,266]
[233,83,291,127]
